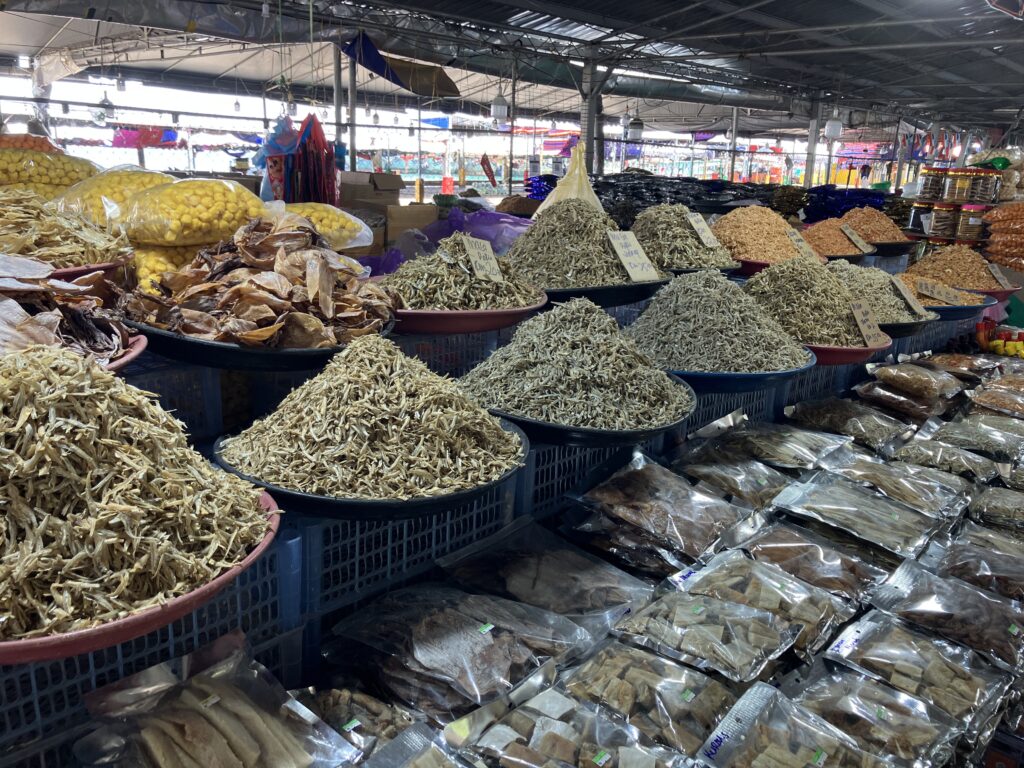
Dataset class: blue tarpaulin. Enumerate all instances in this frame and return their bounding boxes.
[342,32,408,91]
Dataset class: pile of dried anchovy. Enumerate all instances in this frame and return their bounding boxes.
[630,205,737,269]
[0,346,269,640]
[745,257,864,346]
[221,334,524,499]
[382,232,544,310]
[827,260,937,323]
[460,298,694,430]
[710,206,803,263]
[626,272,809,373]
[507,199,663,288]
[841,206,908,242]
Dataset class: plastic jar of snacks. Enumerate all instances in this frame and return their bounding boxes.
[956,205,987,240]
[919,167,946,200]
[969,168,1001,204]
[942,170,973,203]
[908,202,932,233]
[930,203,958,238]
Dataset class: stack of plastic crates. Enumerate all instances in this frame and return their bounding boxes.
[395,331,499,377]
[121,353,224,441]
[605,300,650,328]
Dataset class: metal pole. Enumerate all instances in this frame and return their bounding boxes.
[804,99,820,189]
[892,115,906,191]
[956,130,975,168]
[417,100,423,202]
[581,58,597,173]
[347,55,357,171]
[333,45,342,144]
[508,61,517,196]
[728,106,738,181]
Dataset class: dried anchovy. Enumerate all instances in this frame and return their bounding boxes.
[626,271,809,373]
[827,260,937,323]
[0,346,269,640]
[631,205,737,269]
[382,232,544,310]
[710,206,803,263]
[221,334,523,500]
[507,199,664,288]
[788,397,908,452]
[460,298,694,430]
[745,257,864,346]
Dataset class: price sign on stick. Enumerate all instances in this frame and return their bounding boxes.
[890,275,930,317]
[608,232,661,282]
[785,228,819,259]
[988,263,1015,290]
[916,278,964,305]
[463,236,505,283]
[685,212,722,248]
[850,301,889,347]
[840,224,874,254]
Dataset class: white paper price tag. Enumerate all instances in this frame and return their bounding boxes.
[785,228,818,259]
[608,232,661,282]
[463,236,505,283]
[685,212,721,248]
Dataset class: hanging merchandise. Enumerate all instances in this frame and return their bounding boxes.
[289,113,337,204]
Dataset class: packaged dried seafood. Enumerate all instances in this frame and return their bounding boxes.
[871,363,963,400]
[853,381,949,421]
[614,593,801,683]
[963,411,1024,438]
[382,232,544,310]
[917,352,1000,380]
[722,518,888,602]
[675,459,790,511]
[787,397,910,451]
[365,723,469,768]
[920,540,1024,602]
[871,560,1024,673]
[970,486,1024,532]
[0,347,270,640]
[304,687,415,760]
[625,272,810,374]
[220,335,524,501]
[285,202,372,250]
[119,215,394,349]
[825,611,1012,742]
[989,371,1024,394]
[697,683,888,768]
[437,520,652,632]
[331,586,593,722]
[573,453,749,575]
[460,300,694,432]
[784,661,963,768]
[564,641,735,755]
[931,416,1024,462]
[679,417,850,470]
[126,178,267,246]
[890,437,999,482]
[0,147,98,187]
[969,385,1024,419]
[709,206,802,264]
[771,472,941,559]
[467,688,683,768]
[631,204,737,270]
[672,550,855,658]
[887,460,975,497]
[955,519,1024,559]
[55,166,174,227]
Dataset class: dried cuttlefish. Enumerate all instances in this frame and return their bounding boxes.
[0,347,269,640]
[220,334,524,500]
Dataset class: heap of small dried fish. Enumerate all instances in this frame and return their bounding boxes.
[745,257,865,346]
[119,215,394,349]
[382,232,544,310]
[0,254,133,366]
[460,299,694,430]
[507,199,664,288]
[710,206,803,263]
[841,206,908,242]
[827,260,937,323]
[894,274,985,307]
[0,347,269,640]
[803,218,862,257]
[626,272,809,373]
[630,205,737,269]
[220,334,524,500]
[904,244,1003,291]
[0,188,130,268]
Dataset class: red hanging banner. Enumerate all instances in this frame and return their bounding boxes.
[480,153,497,187]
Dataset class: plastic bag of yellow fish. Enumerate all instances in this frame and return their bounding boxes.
[56,166,174,227]
[285,202,374,250]
[0,147,99,187]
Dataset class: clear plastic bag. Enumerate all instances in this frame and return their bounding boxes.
[787,397,910,451]
[126,178,268,246]
[932,418,1024,463]
[955,519,1024,559]
[563,641,736,756]
[331,586,594,723]
[853,380,949,421]
[696,683,887,768]
[891,437,999,481]
[970,486,1024,532]
[921,540,1024,602]
[55,166,174,227]
[825,611,1012,742]
[962,411,1024,437]
[771,471,941,559]
[674,459,790,511]
[916,352,1000,381]
[679,420,850,470]
[989,372,1024,394]
[887,460,975,497]
[298,687,415,761]
[364,723,470,768]
[437,519,653,634]
[871,362,963,400]
[0,147,99,187]
[969,385,1024,419]
[285,202,373,250]
[671,550,854,658]
[784,660,963,768]
[614,592,801,683]
[533,145,603,219]
[871,560,1024,673]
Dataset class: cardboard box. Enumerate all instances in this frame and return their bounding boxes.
[345,225,385,257]
[338,171,406,212]
[386,204,438,243]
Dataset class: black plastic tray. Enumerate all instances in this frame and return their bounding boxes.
[871,240,917,257]
[878,316,937,339]
[124,318,394,371]
[212,420,529,520]
[924,295,998,321]
[669,350,816,394]
[544,280,668,308]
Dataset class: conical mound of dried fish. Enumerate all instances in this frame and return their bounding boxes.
[220,334,524,500]
[626,272,809,373]
[506,199,664,288]
[0,346,269,640]
[745,257,864,346]
[460,299,694,430]
[710,205,802,263]
[827,260,937,323]
[631,205,737,269]
[382,232,544,310]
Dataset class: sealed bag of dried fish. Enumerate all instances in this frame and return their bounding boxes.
[675,458,790,511]
[678,418,850,470]
[890,436,999,482]
[920,539,1024,603]
[787,397,911,452]
[970,486,1024,533]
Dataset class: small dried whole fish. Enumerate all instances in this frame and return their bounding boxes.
[827,260,938,323]
[221,334,524,500]
[631,205,737,269]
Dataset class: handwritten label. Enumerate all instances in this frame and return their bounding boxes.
[840,224,874,254]
[785,228,819,259]
[851,301,888,347]
[463,236,504,283]
[988,263,1014,289]
[916,278,964,306]
[608,232,661,282]
[890,275,930,317]
[686,212,721,248]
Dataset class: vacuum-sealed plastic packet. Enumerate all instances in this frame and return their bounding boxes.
[988,372,1024,395]
[788,397,913,451]
[365,723,471,768]
[853,380,949,421]
[674,459,790,511]
[969,386,1024,419]
[678,420,850,470]
[916,352,1000,382]
[871,362,964,400]
[955,519,1024,558]
[932,418,1024,463]
[890,437,999,482]
[970,486,1024,533]
[298,687,416,762]
[920,539,1024,602]
[963,412,1024,438]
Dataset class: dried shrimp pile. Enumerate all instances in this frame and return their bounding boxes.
[627,271,810,373]
[0,188,130,268]
[0,347,269,640]
[894,274,986,307]
[710,206,803,263]
[840,206,908,242]
[745,257,864,347]
[460,298,694,430]
[803,218,861,256]
[630,204,737,269]
[827,260,937,323]
[382,232,544,310]
[904,244,1003,291]
[220,334,523,500]
[507,199,662,288]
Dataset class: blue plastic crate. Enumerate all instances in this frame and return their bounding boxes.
[605,300,650,328]
[781,364,856,406]
[246,369,320,418]
[121,352,224,441]
[395,331,499,377]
